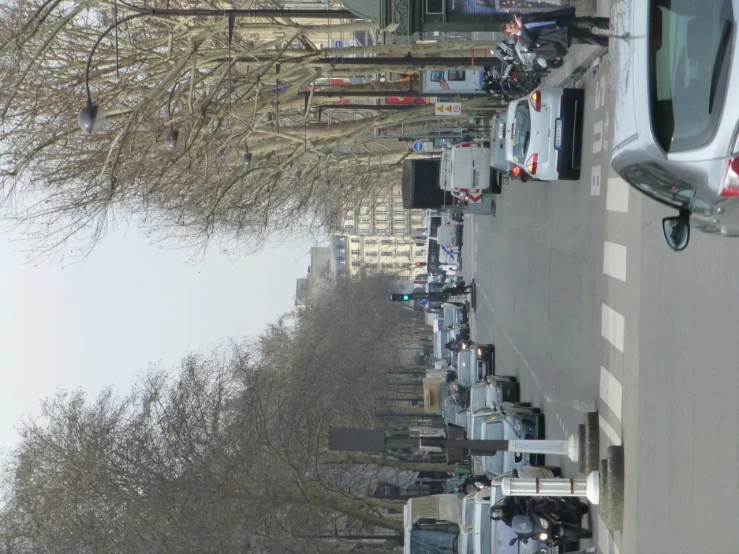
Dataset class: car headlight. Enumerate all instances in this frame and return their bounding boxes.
[539,533,549,541]
[513,418,522,434]
[460,342,468,350]
[476,347,484,356]
[538,517,549,530]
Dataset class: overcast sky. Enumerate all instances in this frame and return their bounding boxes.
[0,224,312,452]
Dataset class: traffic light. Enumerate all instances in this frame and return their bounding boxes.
[390,293,411,301]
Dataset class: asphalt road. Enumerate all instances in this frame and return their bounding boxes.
[462,7,739,551]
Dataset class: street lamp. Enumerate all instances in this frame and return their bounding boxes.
[242,146,252,166]
[77,3,354,134]
[77,12,148,134]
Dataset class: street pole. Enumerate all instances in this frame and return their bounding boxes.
[314,56,500,68]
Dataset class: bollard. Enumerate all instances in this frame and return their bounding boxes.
[501,471,600,505]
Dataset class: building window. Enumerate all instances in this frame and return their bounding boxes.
[394,229,407,235]
[360,227,370,233]
[351,237,361,243]
[365,251,377,257]
[399,263,411,270]
[377,228,389,235]
[365,239,377,245]
[376,210,387,215]
[394,211,407,217]
[365,263,378,269]
[351,249,360,255]
[382,263,395,269]
[381,239,393,245]
[344,225,354,231]
[395,201,404,207]
[352,261,361,267]
[381,252,393,257]
[415,250,426,257]
[375,218,387,224]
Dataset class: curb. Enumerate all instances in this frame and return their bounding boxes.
[601,445,624,531]
[583,411,600,474]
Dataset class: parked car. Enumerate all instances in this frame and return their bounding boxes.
[456,344,496,388]
[610,0,738,250]
[505,85,584,181]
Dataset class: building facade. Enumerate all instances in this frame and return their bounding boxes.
[329,185,427,278]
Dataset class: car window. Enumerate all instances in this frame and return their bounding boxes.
[650,0,733,152]
[463,497,475,528]
[620,161,695,209]
[483,452,504,476]
[458,352,472,387]
[470,386,486,412]
[510,101,531,165]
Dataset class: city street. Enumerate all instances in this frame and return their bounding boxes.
[463,32,739,554]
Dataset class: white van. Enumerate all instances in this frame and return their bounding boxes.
[440,142,493,200]
[403,494,463,554]
[424,213,460,273]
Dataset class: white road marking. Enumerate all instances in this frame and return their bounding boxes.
[592,120,603,154]
[599,366,623,421]
[605,177,629,213]
[599,414,622,446]
[591,165,602,196]
[602,241,627,282]
[601,304,625,353]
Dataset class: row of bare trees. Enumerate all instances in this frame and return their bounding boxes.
[0,0,497,261]
[0,273,446,554]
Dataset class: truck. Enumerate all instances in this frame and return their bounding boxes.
[403,494,463,554]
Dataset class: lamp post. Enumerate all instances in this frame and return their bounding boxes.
[77,4,354,133]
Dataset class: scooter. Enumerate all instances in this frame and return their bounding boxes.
[513,41,564,72]
[508,498,592,548]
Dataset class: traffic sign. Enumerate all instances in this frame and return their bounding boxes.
[467,192,483,203]
[412,141,432,152]
[434,102,462,117]
[334,40,342,48]
[418,298,429,306]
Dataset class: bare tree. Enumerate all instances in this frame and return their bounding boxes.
[0,0,496,260]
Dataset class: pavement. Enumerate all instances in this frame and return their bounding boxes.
[461,0,739,551]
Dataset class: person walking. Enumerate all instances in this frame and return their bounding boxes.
[501,7,609,59]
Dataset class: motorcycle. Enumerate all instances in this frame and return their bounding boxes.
[490,41,563,74]
[508,498,592,549]
[482,63,542,101]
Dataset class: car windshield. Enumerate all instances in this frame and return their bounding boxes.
[458,352,473,387]
[510,101,531,165]
[470,386,487,412]
[482,421,504,475]
[463,498,475,528]
[471,414,484,439]
[479,511,492,554]
[410,528,459,554]
[620,161,695,210]
[649,0,733,152]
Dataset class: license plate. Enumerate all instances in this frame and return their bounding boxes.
[554,118,563,149]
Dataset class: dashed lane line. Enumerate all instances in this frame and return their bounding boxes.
[602,241,627,282]
[600,304,625,353]
[605,177,629,213]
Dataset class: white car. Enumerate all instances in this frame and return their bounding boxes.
[505,85,584,181]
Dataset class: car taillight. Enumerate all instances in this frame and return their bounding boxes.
[527,153,538,175]
[530,91,541,112]
[721,156,739,197]
[512,166,521,177]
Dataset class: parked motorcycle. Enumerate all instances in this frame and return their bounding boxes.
[491,41,563,74]
[508,497,592,548]
[482,63,541,101]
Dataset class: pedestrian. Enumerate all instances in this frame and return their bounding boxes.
[500,7,609,59]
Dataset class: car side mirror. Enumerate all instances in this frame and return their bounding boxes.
[662,214,690,251]
[509,538,518,546]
